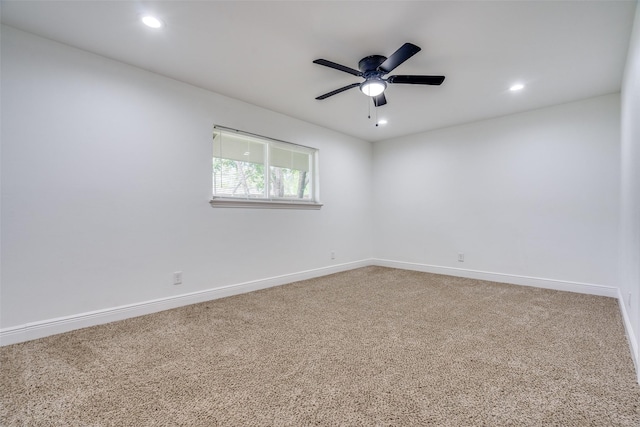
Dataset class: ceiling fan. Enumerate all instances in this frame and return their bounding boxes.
[313,43,445,107]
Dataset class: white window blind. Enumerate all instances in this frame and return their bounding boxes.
[211,126,321,209]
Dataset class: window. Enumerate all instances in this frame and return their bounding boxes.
[211,126,321,209]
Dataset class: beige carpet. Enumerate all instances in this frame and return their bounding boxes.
[1,266,639,426]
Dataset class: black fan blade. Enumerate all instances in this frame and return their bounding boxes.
[315,83,361,100]
[387,75,445,85]
[373,93,387,107]
[378,43,421,74]
[313,59,362,76]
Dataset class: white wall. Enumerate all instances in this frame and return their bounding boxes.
[373,94,621,289]
[0,21,632,360]
[620,1,640,367]
[0,26,373,331]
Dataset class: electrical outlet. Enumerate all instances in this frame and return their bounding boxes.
[458,253,465,262]
[173,271,183,285]
[331,251,336,260]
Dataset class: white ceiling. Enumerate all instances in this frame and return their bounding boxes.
[1,1,636,142]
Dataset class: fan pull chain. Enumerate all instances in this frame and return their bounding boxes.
[375,102,379,126]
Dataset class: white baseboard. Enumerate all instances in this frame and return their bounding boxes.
[617,288,640,382]
[0,259,372,346]
[2,256,631,375]
[372,259,619,298]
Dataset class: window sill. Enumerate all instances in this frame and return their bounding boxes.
[209,198,323,210]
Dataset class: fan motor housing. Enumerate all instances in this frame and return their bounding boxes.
[358,55,386,73]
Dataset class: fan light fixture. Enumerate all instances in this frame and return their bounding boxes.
[360,79,386,97]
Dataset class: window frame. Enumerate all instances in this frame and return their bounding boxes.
[210,125,322,210]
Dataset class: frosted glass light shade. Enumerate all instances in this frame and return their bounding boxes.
[360,80,386,97]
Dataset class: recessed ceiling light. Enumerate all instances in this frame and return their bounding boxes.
[141,16,163,29]
[510,83,525,92]
[377,119,388,126]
